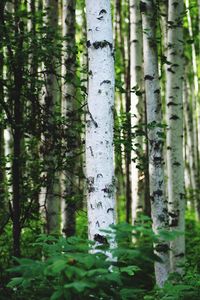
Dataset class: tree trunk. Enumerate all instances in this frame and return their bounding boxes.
[44,0,60,234]
[130,0,145,224]
[184,80,197,211]
[166,0,185,274]
[85,0,116,243]
[141,0,170,287]
[0,1,6,226]
[61,0,77,237]
[10,0,24,257]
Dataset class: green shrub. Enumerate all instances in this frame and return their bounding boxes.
[7,222,155,300]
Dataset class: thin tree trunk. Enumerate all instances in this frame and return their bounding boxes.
[113,0,126,222]
[166,0,185,274]
[61,0,77,237]
[141,0,169,287]
[10,0,24,257]
[184,80,197,210]
[186,0,200,219]
[130,0,145,224]
[85,0,116,243]
[0,1,6,220]
[44,0,60,234]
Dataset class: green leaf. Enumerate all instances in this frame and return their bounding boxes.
[120,265,140,276]
[120,288,144,299]
[7,277,23,288]
[50,289,63,300]
[64,281,95,292]
[51,259,66,273]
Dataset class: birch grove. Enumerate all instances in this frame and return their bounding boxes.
[2,0,200,296]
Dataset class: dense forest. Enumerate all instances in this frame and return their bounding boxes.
[0,0,200,299]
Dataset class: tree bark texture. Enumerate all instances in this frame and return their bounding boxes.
[166,0,185,274]
[141,0,170,287]
[85,0,116,243]
[61,0,77,237]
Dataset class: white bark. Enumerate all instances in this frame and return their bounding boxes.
[186,0,200,219]
[141,0,169,287]
[186,0,198,95]
[130,0,144,223]
[166,0,185,274]
[184,80,197,198]
[85,0,116,243]
[198,0,200,53]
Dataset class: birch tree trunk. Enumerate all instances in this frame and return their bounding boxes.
[85,0,116,243]
[166,0,185,274]
[130,0,144,224]
[113,0,126,222]
[61,0,77,236]
[184,80,197,207]
[198,0,200,52]
[44,0,60,234]
[186,0,200,219]
[141,0,169,287]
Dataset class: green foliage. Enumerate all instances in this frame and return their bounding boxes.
[7,222,156,300]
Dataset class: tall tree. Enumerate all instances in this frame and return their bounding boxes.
[141,0,169,287]
[85,0,116,242]
[44,0,60,234]
[61,0,77,236]
[166,0,185,273]
[10,0,25,257]
[130,0,145,223]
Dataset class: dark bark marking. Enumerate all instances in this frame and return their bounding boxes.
[173,161,181,166]
[97,202,103,208]
[170,115,179,120]
[144,75,154,81]
[154,89,160,94]
[87,40,91,47]
[140,1,147,13]
[174,252,185,258]
[93,40,113,50]
[167,101,178,106]
[89,146,94,157]
[99,9,107,15]
[155,243,169,253]
[95,221,100,228]
[87,177,95,193]
[167,67,175,74]
[153,189,163,197]
[97,173,103,178]
[172,1,178,8]
[94,234,108,245]
[107,208,114,213]
[100,80,111,86]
